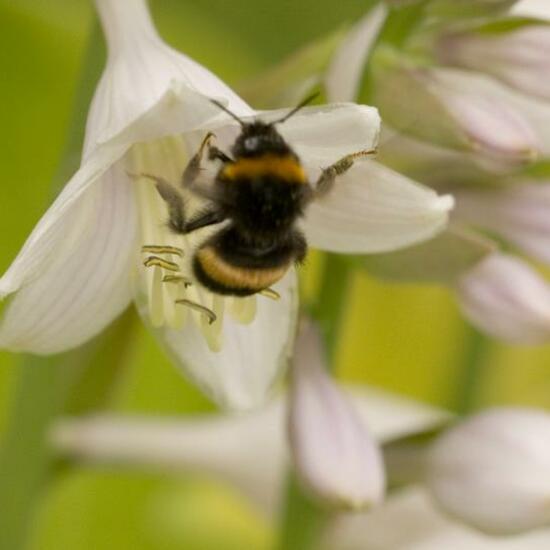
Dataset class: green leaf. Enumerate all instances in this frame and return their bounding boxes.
[362,225,496,284]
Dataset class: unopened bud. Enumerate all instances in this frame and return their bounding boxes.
[438,26,550,102]
[455,183,550,265]
[457,254,550,344]
[288,321,385,509]
[427,408,550,534]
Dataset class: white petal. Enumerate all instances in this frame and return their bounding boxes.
[304,160,454,253]
[325,486,550,550]
[512,0,550,20]
[0,143,128,301]
[87,0,251,156]
[0,83,237,303]
[455,184,550,265]
[136,270,299,411]
[0,163,137,353]
[52,405,287,515]
[325,4,388,102]
[276,102,381,171]
[428,408,550,535]
[457,254,550,344]
[289,321,385,509]
[52,387,448,515]
[439,27,550,102]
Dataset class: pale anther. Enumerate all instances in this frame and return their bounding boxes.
[259,288,281,300]
[176,299,217,324]
[162,274,192,287]
[141,245,184,257]
[143,256,180,271]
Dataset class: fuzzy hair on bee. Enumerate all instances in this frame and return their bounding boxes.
[145,94,375,298]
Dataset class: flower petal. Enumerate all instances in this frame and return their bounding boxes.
[428,408,550,535]
[136,269,299,411]
[457,254,550,344]
[87,0,251,156]
[0,143,128,301]
[325,486,550,550]
[512,0,550,19]
[303,160,454,253]
[324,3,388,102]
[289,321,386,509]
[0,83,240,304]
[275,102,381,172]
[52,387,449,514]
[455,183,550,265]
[0,163,137,353]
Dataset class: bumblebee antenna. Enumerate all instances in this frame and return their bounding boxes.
[210,99,246,126]
[274,92,319,125]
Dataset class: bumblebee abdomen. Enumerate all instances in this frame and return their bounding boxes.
[193,245,290,296]
[221,154,306,185]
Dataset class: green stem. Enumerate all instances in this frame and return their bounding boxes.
[276,253,353,550]
[0,357,65,550]
[454,323,490,415]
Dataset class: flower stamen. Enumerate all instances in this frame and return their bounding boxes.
[142,245,184,257]
[259,288,281,300]
[176,298,217,325]
[142,256,180,271]
[162,274,192,287]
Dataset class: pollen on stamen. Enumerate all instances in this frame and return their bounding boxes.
[131,136,261,352]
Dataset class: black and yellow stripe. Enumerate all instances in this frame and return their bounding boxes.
[221,154,306,185]
[194,245,289,296]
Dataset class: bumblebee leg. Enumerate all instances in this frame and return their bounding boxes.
[313,148,377,198]
[184,209,226,233]
[208,146,233,164]
[175,298,217,324]
[135,173,187,234]
[181,132,216,190]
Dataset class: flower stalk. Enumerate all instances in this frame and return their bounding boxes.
[277,254,356,550]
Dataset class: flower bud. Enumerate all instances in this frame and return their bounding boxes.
[455,183,550,265]
[373,65,539,163]
[457,254,550,344]
[427,408,550,535]
[288,321,385,509]
[438,26,550,102]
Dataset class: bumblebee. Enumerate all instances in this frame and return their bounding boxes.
[145,96,375,299]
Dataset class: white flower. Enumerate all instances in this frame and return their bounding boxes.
[288,321,385,509]
[51,386,449,514]
[427,408,550,535]
[325,486,550,550]
[0,0,452,410]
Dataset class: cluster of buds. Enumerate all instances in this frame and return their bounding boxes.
[319,0,550,344]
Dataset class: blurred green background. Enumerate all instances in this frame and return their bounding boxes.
[1,1,550,548]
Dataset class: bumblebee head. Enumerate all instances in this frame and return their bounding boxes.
[232,122,290,158]
[210,93,319,158]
